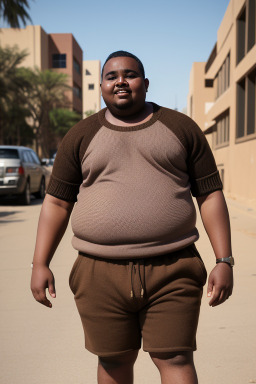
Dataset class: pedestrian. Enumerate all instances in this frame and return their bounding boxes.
[31,50,234,384]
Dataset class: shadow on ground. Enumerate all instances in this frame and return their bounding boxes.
[0,196,44,207]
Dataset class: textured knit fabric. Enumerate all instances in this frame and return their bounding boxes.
[47,103,222,259]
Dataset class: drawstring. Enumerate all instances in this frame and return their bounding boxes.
[138,260,145,298]
[129,261,134,298]
[129,260,145,299]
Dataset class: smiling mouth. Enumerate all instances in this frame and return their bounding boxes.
[115,89,131,94]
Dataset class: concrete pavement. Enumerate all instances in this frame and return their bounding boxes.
[0,196,256,384]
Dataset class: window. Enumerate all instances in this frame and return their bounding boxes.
[30,151,40,165]
[248,0,256,51]
[205,79,214,87]
[237,7,246,64]
[215,53,230,99]
[52,54,66,68]
[85,69,91,75]
[237,0,256,64]
[190,96,193,118]
[73,58,81,74]
[237,78,245,138]
[236,68,256,140]
[220,168,225,188]
[23,151,33,163]
[73,83,82,99]
[88,84,94,90]
[213,109,230,149]
[0,149,19,159]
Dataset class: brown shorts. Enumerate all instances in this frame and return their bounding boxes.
[69,244,207,357]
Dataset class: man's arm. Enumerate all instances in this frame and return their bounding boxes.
[31,194,74,308]
[196,190,233,307]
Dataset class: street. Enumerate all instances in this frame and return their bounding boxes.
[0,196,256,384]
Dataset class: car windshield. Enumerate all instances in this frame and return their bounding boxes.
[0,149,19,159]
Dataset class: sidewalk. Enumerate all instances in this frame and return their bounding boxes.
[0,197,255,384]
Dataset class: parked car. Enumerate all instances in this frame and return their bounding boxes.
[0,145,50,205]
[41,158,55,166]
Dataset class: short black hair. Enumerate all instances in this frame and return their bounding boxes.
[101,50,145,79]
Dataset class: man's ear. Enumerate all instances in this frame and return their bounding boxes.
[144,78,149,92]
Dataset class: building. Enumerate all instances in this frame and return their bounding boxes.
[0,25,49,70]
[187,62,215,146]
[0,25,83,115]
[49,33,83,115]
[83,60,101,117]
[187,0,256,206]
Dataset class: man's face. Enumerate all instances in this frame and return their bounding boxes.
[101,56,149,117]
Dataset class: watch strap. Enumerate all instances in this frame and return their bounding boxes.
[216,256,234,267]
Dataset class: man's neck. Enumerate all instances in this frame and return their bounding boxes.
[105,102,153,127]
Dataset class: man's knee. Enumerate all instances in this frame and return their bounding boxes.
[99,350,139,371]
[150,351,194,370]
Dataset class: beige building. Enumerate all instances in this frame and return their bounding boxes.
[83,60,101,117]
[0,25,83,115]
[187,0,256,206]
[0,25,49,70]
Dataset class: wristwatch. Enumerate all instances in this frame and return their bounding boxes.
[216,256,234,267]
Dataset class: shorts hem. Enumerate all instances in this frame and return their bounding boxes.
[85,345,141,357]
[143,346,197,353]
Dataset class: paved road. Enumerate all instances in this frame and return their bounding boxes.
[0,196,256,384]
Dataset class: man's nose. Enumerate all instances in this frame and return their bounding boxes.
[116,75,128,86]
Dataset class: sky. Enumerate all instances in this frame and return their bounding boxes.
[3,0,230,111]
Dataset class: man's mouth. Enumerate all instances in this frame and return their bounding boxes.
[115,89,131,94]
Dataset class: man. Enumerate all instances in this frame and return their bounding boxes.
[31,51,233,384]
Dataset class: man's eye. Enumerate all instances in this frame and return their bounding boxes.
[126,74,136,78]
[107,76,116,80]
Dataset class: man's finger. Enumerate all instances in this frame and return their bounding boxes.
[207,281,213,297]
[34,290,52,308]
[209,286,221,306]
[48,282,56,298]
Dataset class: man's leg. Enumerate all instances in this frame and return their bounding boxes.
[150,351,198,384]
[97,350,139,384]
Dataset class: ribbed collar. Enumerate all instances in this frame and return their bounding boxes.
[98,102,162,132]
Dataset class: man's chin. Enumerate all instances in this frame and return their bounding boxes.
[106,101,135,116]
[113,101,133,110]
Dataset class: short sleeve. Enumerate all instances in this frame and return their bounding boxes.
[186,120,223,197]
[46,126,83,202]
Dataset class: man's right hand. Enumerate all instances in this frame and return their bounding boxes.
[31,265,56,308]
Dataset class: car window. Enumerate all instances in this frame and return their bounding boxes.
[23,151,33,163]
[0,149,19,159]
[30,151,41,165]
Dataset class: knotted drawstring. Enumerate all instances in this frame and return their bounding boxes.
[129,260,145,299]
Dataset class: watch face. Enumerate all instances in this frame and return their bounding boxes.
[230,256,235,266]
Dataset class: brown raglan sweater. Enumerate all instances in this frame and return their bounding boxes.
[47,103,222,259]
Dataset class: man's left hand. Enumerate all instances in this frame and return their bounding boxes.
[207,263,233,307]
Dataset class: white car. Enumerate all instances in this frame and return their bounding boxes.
[0,146,50,205]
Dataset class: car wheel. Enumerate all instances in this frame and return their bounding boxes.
[20,180,31,205]
[34,177,45,199]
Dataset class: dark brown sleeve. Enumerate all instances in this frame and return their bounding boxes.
[160,107,223,197]
[184,119,222,196]
[47,113,102,202]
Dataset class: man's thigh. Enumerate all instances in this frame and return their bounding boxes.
[140,246,207,353]
[69,254,142,357]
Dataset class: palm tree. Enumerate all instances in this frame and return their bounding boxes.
[0,45,30,144]
[0,0,32,28]
[49,108,81,138]
[23,68,72,156]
